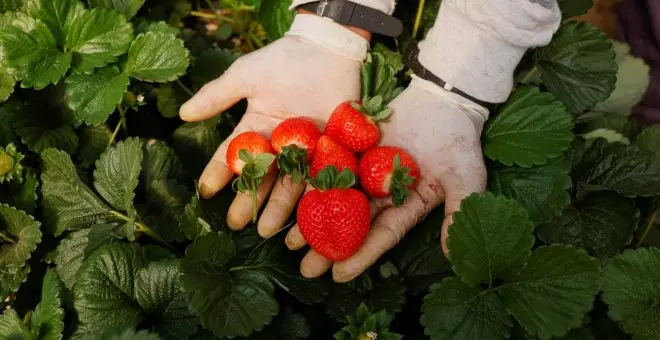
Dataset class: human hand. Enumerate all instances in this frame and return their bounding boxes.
[179,14,367,236]
[284,76,489,282]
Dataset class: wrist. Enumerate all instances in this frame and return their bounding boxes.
[297,9,372,41]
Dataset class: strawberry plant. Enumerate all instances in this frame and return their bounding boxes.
[1,0,660,339]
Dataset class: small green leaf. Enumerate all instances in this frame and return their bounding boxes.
[636,125,660,156]
[11,169,39,215]
[533,21,616,114]
[576,111,640,140]
[0,309,30,339]
[0,203,42,272]
[180,194,212,241]
[189,48,238,89]
[422,278,512,340]
[88,0,146,18]
[0,0,23,13]
[77,124,113,167]
[53,229,90,289]
[30,269,65,340]
[537,192,640,258]
[582,128,630,145]
[65,8,134,72]
[173,117,224,174]
[361,47,405,103]
[334,304,402,340]
[499,245,602,339]
[258,0,293,41]
[0,14,72,89]
[124,32,190,82]
[93,137,143,212]
[0,265,30,301]
[558,0,593,18]
[602,247,660,339]
[484,86,574,167]
[0,67,14,103]
[27,0,85,45]
[446,192,534,286]
[154,83,188,118]
[488,159,572,224]
[41,148,111,235]
[66,66,130,125]
[249,306,311,340]
[0,99,20,146]
[179,232,279,338]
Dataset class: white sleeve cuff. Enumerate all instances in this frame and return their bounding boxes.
[289,0,396,15]
[285,14,369,61]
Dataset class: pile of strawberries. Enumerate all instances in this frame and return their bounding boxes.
[226,97,420,261]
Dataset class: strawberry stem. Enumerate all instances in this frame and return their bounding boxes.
[232,149,276,223]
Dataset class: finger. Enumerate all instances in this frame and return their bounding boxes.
[300,250,333,278]
[258,175,306,238]
[180,59,251,121]
[333,190,437,283]
[441,191,470,257]
[284,183,315,250]
[227,172,277,230]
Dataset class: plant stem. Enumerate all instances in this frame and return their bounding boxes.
[412,0,426,40]
[520,66,539,85]
[0,230,16,244]
[636,206,659,248]
[176,79,195,97]
[107,121,122,148]
[229,265,265,272]
[117,104,128,131]
[190,10,217,19]
[109,211,182,256]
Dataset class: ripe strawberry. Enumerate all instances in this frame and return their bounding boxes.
[324,96,392,153]
[359,146,420,206]
[226,131,276,222]
[309,135,358,179]
[297,166,371,261]
[270,117,322,183]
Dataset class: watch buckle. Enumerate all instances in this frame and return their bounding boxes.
[316,0,329,17]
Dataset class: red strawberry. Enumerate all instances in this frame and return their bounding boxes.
[297,166,371,261]
[309,135,358,179]
[226,131,276,222]
[324,96,392,153]
[270,117,322,183]
[359,146,420,206]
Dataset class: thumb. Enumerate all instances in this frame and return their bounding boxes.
[179,59,251,122]
[440,179,486,257]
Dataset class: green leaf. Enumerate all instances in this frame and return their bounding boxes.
[0,67,14,103]
[0,14,72,89]
[499,245,602,339]
[576,111,640,140]
[360,48,404,104]
[0,203,42,272]
[134,259,199,339]
[0,265,30,301]
[172,117,223,174]
[421,277,512,340]
[135,20,180,35]
[124,32,190,82]
[537,192,640,258]
[53,229,90,289]
[488,159,572,224]
[0,142,23,183]
[592,41,650,116]
[582,128,630,145]
[582,145,660,197]
[179,232,279,338]
[180,194,212,240]
[154,83,188,118]
[27,0,84,44]
[93,137,143,211]
[0,309,30,339]
[11,169,39,214]
[446,192,534,286]
[41,148,111,235]
[86,223,124,256]
[74,243,147,332]
[141,139,184,185]
[636,126,660,156]
[188,47,237,89]
[0,0,23,12]
[258,0,293,41]
[334,304,402,340]
[30,269,65,340]
[77,124,113,167]
[66,66,130,125]
[87,0,145,18]
[0,99,20,146]
[484,86,574,167]
[249,306,311,340]
[82,328,162,340]
[65,8,134,72]
[13,102,79,154]
[533,21,616,114]
[602,247,660,340]
[558,0,593,18]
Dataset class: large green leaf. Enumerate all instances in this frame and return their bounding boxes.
[558,0,593,18]
[179,232,279,338]
[484,86,574,167]
[499,245,602,339]
[41,148,111,235]
[65,8,134,72]
[81,328,162,340]
[30,269,65,340]
[0,14,72,89]
[533,21,616,114]
[602,247,660,340]
[0,203,41,272]
[422,278,512,340]
[87,0,145,18]
[0,309,30,339]
[488,159,571,224]
[53,229,91,289]
[537,192,640,258]
[77,124,113,167]
[446,192,534,286]
[258,0,293,41]
[124,32,190,82]
[0,67,14,103]
[13,105,79,153]
[27,0,84,44]
[66,66,130,125]
[189,47,238,89]
[93,137,143,212]
[636,126,660,156]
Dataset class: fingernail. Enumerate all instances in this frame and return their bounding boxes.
[285,233,303,250]
[199,183,213,198]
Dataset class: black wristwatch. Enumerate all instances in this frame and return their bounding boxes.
[403,42,498,112]
[297,0,403,37]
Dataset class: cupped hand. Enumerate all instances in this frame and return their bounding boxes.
[179,17,363,236]
[285,76,489,282]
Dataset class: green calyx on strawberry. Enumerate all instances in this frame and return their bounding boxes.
[309,165,356,191]
[350,95,393,123]
[389,155,415,207]
[231,149,276,223]
[276,145,309,184]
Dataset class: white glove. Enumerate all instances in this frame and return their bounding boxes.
[179,14,366,236]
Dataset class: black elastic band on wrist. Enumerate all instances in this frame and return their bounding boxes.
[298,0,403,37]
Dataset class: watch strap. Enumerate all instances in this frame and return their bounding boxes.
[298,0,403,37]
[403,42,498,112]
